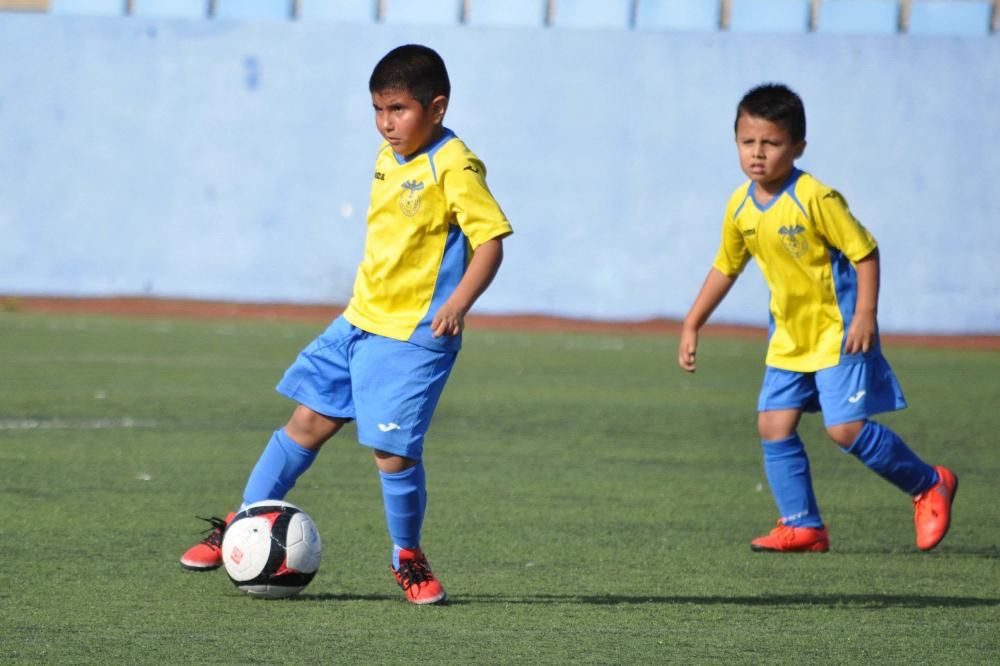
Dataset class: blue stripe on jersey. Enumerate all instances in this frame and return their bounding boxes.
[828,247,862,356]
[733,193,751,220]
[749,169,803,212]
[786,185,807,217]
[408,223,469,352]
[392,128,456,181]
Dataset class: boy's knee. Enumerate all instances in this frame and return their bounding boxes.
[757,409,801,441]
[285,405,347,449]
[826,420,865,448]
[374,449,419,474]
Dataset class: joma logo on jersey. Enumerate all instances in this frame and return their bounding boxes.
[399,179,424,217]
[778,224,808,258]
[374,171,385,181]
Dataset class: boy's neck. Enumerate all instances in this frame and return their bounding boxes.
[396,126,449,162]
[753,168,799,206]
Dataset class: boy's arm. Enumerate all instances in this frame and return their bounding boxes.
[678,268,737,373]
[431,236,507,337]
[843,248,879,355]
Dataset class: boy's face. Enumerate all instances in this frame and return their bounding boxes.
[735,112,805,193]
[371,88,448,158]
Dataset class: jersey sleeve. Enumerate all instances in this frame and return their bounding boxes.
[441,157,512,249]
[712,192,752,277]
[808,188,877,262]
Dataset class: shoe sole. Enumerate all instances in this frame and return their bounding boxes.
[750,543,829,553]
[409,591,448,605]
[180,561,223,571]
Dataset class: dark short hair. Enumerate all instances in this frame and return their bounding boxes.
[735,83,806,144]
[369,44,450,108]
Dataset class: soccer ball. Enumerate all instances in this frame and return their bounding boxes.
[221,500,322,599]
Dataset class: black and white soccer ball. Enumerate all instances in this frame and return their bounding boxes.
[221,500,322,599]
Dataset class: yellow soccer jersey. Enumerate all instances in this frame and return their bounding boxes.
[343,129,512,352]
[713,169,878,371]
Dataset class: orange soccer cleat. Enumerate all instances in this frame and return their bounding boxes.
[180,512,236,571]
[750,522,830,553]
[390,547,447,605]
[913,466,958,551]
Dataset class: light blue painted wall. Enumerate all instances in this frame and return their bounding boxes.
[1,14,998,333]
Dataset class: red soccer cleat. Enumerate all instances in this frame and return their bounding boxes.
[913,466,958,551]
[180,512,236,571]
[750,521,830,553]
[390,547,447,605]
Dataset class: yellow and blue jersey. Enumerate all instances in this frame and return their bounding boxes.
[343,129,512,352]
[713,169,878,372]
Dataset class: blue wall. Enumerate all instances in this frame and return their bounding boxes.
[1,14,998,333]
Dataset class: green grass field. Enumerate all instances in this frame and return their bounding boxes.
[1,311,997,664]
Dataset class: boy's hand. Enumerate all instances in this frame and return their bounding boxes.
[845,250,880,355]
[677,268,735,373]
[678,328,699,372]
[429,237,506,338]
[843,311,876,355]
[431,304,465,337]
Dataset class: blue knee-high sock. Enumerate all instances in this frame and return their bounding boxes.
[761,434,823,528]
[380,463,426,567]
[242,429,319,506]
[845,421,937,495]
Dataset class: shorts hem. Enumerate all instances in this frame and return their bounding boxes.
[821,402,907,428]
[356,437,423,461]
[276,384,356,421]
[757,400,820,414]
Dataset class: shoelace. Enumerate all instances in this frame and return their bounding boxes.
[773,525,798,545]
[195,515,229,547]
[913,480,947,515]
[912,493,939,519]
[395,558,435,588]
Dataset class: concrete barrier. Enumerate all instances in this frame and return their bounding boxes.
[1,14,997,332]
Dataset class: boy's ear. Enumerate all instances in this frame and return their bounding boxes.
[430,95,448,124]
[795,140,807,158]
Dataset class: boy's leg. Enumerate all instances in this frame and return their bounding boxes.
[839,420,936,495]
[377,455,445,605]
[181,317,359,572]
[841,420,956,550]
[760,432,823,529]
[752,427,830,553]
[241,427,321,507]
[752,372,829,553]
[818,352,957,550]
[242,407,348,506]
[377,455,426,554]
[180,412,343,571]
[350,335,456,604]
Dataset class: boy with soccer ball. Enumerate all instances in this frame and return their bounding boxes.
[678,83,956,553]
[181,44,512,604]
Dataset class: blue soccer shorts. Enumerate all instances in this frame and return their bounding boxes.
[276,316,457,460]
[757,350,908,427]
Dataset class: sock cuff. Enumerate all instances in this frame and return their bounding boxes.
[761,433,803,449]
[276,428,318,461]
[845,420,878,456]
[379,463,424,482]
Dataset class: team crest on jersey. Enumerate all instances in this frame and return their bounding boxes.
[778,224,808,258]
[399,180,424,217]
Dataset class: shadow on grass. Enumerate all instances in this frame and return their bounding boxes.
[293,592,999,608]
[293,592,400,603]
[451,593,1000,608]
[830,545,1000,559]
